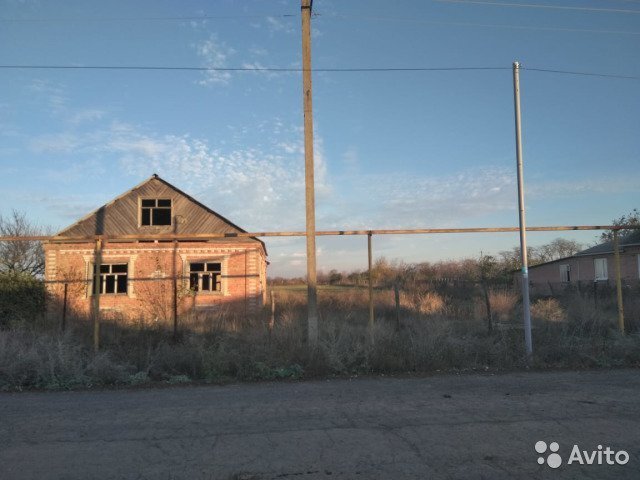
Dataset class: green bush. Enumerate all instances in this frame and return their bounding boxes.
[0,272,45,328]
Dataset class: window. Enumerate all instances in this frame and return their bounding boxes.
[594,258,608,281]
[189,262,222,292]
[559,264,571,283]
[140,198,172,226]
[93,264,128,295]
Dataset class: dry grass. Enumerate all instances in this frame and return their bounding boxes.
[1,286,639,391]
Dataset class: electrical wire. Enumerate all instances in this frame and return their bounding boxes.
[0,13,297,23]
[435,0,640,14]
[331,14,640,36]
[1,65,639,80]
[523,67,640,80]
[0,65,512,73]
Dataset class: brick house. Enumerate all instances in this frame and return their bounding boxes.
[44,175,267,321]
[526,231,640,295]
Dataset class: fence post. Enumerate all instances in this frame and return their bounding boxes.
[270,290,276,333]
[482,281,493,334]
[61,283,68,332]
[394,283,400,332]
[613,231,625,333]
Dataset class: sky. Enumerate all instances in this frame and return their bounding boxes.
[1,0,639,276]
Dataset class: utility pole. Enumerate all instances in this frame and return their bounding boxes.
[512,61,533,360]
[301,0,318,346]
[92,238,102,352]
[367,233,374,337]
[613,231,625,333]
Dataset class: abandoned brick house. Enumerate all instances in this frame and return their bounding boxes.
[44,174,267,321]
[526,230,640,295]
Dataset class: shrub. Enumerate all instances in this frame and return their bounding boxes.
[531,298,566,322]
[0,272,46,328]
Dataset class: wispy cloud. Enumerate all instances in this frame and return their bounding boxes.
[30,133,80,153]
[265,15,295,35]
[194,34,236,85]
[528,175,640,198]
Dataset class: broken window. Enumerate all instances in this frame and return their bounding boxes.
[189,262,222,292]
[93,263,128,295]
[140,198,172,226]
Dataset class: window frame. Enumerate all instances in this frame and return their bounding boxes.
[594,258,608,281]
[189,261,223,294]
[92,263,129,296]
[559,264,571,283]
[139,197,173,227]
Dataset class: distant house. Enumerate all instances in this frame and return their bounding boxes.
[526,230,640,294]
[44,175,267,321]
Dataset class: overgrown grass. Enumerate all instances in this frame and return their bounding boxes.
[1,287,638,391]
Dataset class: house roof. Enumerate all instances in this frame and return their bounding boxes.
[576,229,640,256]
[524,228,640,271]
[54,174,266,253]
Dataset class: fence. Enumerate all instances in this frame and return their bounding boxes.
[1,224,638,353]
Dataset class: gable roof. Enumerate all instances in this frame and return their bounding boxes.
[55,174,265,250]
[576,229,640,256]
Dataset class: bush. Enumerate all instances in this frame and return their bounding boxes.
[0,272,45,328]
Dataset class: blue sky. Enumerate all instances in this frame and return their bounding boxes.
[1,0,639,276]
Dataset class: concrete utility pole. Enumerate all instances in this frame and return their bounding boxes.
[367,233,374,335]
[301,0,318,346]
[512,61,533,359]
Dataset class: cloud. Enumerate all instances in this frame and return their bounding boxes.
[194,34,236,85]
[317,167,516,231]
[30,133,80,153]
[528,176,640,198]
[68,109,106,125]
[265,16,295,35]
[95,122,331,232]
[28,79,67,114]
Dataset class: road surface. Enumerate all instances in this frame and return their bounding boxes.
[1,369,639,479]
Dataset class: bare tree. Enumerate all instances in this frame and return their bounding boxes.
[0,210,47,276]
[599,208,640,243]
[537,238,583,262]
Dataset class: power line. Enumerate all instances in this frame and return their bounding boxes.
[332,14,640,36]
[0,64,510,72]
[0,64,638,80]
[435,0,640,14]
[0,13,297,23]
[524,67,640,80]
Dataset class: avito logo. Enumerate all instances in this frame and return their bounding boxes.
[535,441,630,469]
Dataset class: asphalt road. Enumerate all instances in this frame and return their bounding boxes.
[1,370,639,480]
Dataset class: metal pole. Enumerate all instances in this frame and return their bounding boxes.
[301,0,318,346]
[172,240,178,340]
[92,238,102,352]
[368,233,374,333]
[61,283,68,332]
[613,231,625,333]
[512,61,533,359]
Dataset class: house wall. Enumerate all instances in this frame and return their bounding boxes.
[44,240,266,322]
[527,246,640,295]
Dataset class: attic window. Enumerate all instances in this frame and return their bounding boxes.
[141,199,172,226]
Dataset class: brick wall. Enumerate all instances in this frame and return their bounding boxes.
[44,241,267,321]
